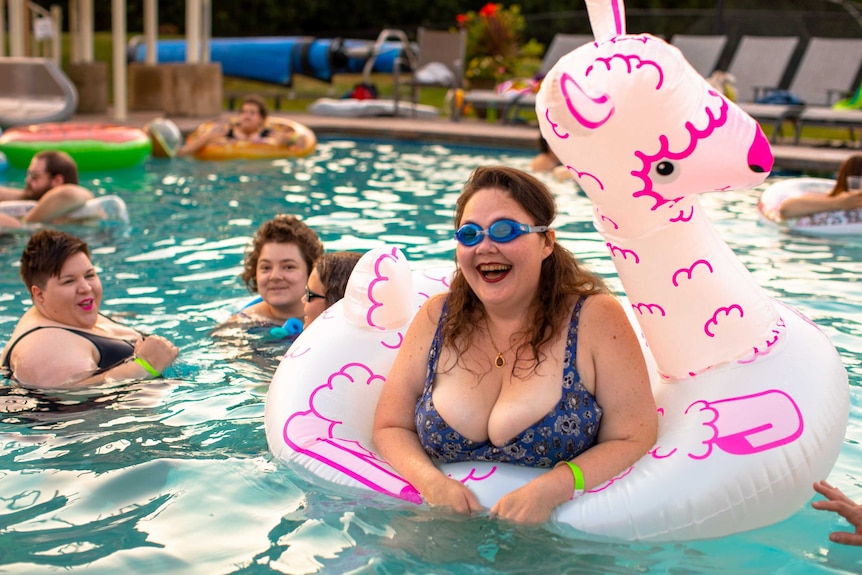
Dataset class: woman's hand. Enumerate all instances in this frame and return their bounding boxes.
[812,480,862,546]
[489,464,573,524]
[422,475,483,516]
[134,335,179,375]
[838,190,862,211]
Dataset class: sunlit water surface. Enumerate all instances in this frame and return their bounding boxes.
[0,139,860,574]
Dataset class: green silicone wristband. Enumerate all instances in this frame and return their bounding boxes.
[559,461,585,498]
[134,356,161,377]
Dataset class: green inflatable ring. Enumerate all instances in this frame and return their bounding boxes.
[0,123,152,171]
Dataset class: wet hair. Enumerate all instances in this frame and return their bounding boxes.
[830,154,862,196]
[19,230,90,290]
[314,251,363,308]
[241,214,324,292]
[34,150,79,185]
[444,166,609,372]
[241,94,268,121]
[538,136,551,154]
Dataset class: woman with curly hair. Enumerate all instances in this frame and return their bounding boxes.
[229,214,324,327]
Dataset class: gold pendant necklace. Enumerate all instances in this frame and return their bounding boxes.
[486,324,521,369]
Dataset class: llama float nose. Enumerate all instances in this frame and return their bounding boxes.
[748,125,774,174]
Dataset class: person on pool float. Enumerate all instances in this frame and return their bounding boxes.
[303,251,363,328]
[778,154,862,219]
[373,166,657,524]
[0,150,93,229]
[1,230,178,389]
[812,480,862,546]
[227,214,324,329]
[177,94,308,157]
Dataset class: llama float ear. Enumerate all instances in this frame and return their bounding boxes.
[587,0,625,42]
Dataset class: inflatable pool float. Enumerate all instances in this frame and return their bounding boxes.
[757,177,862,236]
[308,98,440,119]
[189,117,316,161]
[266,0,849,542]
[0,195,129,224]
[0,123,151,171]
[144,118,183,159]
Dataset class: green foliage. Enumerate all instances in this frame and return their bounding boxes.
[457,3,527,83]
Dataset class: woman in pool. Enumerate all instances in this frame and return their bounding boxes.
[229,214,324,328]
[1,230,179,389]
[779,154,862,219]
[303,251,363,328]
[373,166,657,524]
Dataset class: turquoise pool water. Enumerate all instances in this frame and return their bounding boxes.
[0,139,861,574]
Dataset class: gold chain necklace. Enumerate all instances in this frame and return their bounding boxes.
[486,325,523,369]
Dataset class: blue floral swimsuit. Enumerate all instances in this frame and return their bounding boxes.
[414,297,603,468]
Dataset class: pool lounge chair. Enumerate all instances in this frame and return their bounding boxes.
[738,37,862,144]
[392,27,466,118]
[670,34,728,78]
[725,35,800,104]
[457,34,593,124]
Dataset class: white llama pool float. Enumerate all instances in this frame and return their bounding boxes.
[265,0,849,542]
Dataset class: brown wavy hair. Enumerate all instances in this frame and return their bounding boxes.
[442,166,609,372]
[241,215,324,292]
[830,154,862,196]
[314,251,362,307]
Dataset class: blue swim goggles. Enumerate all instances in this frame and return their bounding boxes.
[454,219,549,247]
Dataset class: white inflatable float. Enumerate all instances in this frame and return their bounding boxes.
[0,194,129,224]
[265,0,849,542]
[758,177,862,236]
[308,98,440,119]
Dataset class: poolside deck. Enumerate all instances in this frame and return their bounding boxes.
[72,109,856,174]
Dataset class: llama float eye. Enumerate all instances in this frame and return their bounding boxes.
[651,160,680,183]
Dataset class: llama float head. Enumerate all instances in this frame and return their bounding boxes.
[536,0,774,239]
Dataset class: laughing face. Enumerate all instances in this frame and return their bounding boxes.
[31,251,102,328]
[456,187,554,309]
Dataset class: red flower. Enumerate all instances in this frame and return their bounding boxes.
[456,13,468,26]
[479,3,498,18]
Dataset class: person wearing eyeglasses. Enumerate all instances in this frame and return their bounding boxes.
[226,214,324,330]
[373,166,656,525]
[0,150,93,229]
[303,251,363,328]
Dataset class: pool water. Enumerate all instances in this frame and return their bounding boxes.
[0,139,861,574]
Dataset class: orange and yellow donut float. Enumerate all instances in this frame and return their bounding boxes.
[187,117,316,161]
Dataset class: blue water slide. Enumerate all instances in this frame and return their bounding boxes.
[128,36,413,86]
[130,37,307,85]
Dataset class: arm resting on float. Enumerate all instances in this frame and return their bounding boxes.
[0,186,24,201]
[177,122,229,157]
[779,191,862,219]
[0,212,23,228]
[23,185,93,224]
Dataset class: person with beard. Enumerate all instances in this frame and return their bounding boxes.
[0,150,92,229]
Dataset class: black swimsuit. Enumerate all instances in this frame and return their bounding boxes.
[2,325,136,376]
[225,127,272,139]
